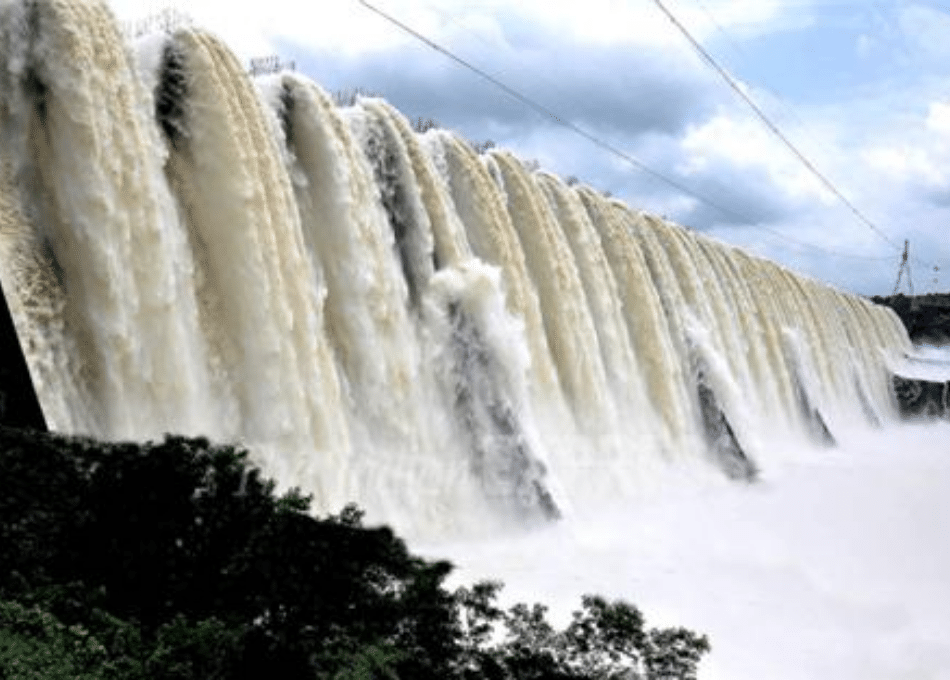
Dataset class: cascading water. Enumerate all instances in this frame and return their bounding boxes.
[0,0,914,539]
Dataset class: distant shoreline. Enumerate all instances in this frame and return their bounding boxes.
[871,294,950,346]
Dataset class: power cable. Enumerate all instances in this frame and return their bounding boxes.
[682,0,832,164]
[893,239,913,294]
[678,0,912,268]
[733,226,893,261]
[687,0,747,59]
[651,0,905,253]
[357,1,703,196]
[661,0,946,277]
[686,0,945,277]
[356,0,902,261]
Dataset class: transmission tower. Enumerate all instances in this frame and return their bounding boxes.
[893,239,914,295]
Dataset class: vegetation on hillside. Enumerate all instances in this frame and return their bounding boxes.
[871,293,950,345]
[0,427,709,679]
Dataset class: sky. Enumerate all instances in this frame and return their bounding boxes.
[109,0,950,296]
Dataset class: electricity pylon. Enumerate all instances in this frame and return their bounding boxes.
[893,239,913,295]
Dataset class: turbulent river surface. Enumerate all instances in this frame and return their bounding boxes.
[436,420,950,680]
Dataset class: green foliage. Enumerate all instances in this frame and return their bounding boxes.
[330,643,403,680]
[0,599,117,680]
[643,627,710,680]
[559,597,710,680]
[561,595,646,677]
[144,616,242,680]
[453,588,709,680]
[0,427,710,679]
[0,428,455,678]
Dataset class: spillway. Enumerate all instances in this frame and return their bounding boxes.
[0,0,913,537]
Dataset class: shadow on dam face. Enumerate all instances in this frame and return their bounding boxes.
[890,350,950,422]
[893,374,950,421]
[0,276,47,431]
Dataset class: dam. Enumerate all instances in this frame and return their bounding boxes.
[0,0,915,537]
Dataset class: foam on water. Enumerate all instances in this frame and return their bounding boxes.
[436,423,950,680]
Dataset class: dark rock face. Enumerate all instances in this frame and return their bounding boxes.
[893,375,950,421]
[693,358,758,482]
[871,295,950,421]
[791,374,837,447]
[871,294,950,346]
[446,302,560,522]
[0,277,47,431]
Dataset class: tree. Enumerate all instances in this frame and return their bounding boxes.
[453,590,710,680]
[0,600,112,680]
[643,627,710,680]
[0,428,710,679]
[0,430,468,678]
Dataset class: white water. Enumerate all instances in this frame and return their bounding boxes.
[0,0,922,534]
[439,422,950,680]
[1,2,947,676]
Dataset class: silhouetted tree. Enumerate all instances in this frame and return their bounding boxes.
[0,428,710,679]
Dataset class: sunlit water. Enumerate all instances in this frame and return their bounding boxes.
[433,421,950,680]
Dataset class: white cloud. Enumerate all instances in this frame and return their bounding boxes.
[855,33,875,58]
[108,0,804,60]
[864,144,942,186]
[680,113,830,203]
[926,101,950,136]
[898,4,950,60]
[859,99,950,201]
[102,0,950,294]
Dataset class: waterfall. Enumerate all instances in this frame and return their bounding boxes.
[0,0,912,538]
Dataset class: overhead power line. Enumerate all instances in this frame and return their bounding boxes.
[688,0,747,59]
[356,1,705,196]
[356,0,899,261]
[893,239,913,294]
[667,0,943,275]
[650,0,904,253]
[736,226,893,261]
[684,0,830,156]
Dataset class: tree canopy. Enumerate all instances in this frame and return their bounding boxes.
[0,426,708,679]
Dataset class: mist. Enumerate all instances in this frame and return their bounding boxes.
[438,420,950,680]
